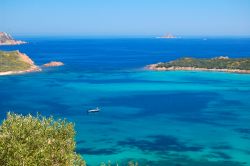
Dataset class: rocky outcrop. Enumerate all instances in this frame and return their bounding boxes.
[0,32,26,45]
[43,61,64,67]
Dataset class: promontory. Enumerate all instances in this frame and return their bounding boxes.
[146,56,250,74]
[0,50,41,76]
[0,32,26,45]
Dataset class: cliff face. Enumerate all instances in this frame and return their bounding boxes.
[0,32,26,45]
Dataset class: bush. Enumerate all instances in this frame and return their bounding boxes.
[0,113,86,166]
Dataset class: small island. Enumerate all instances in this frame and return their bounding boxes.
[146,56,250,74]
[43,61,64,67]
[0,50,41,76]
[156,33,177,39]
[0,32,26,45]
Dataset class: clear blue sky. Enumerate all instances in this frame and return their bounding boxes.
[1,0,250,36]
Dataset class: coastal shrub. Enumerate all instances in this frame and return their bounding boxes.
[0,113,86,166]
[0,51,31,72]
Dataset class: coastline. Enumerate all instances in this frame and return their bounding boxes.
[0,66,41,76]
[146,64,250,74]
[0,41,27,46]
[0,50,41,76]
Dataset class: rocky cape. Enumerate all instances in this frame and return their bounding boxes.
[0,50,64,76]
[0,32,26,46]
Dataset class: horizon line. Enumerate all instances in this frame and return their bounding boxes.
[11,34,250,39]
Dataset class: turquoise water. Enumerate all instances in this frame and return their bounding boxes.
[0,38,250,165]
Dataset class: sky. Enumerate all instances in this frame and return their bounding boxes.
[1,0,250,36]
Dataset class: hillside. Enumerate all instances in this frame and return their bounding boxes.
[0,50,40,75]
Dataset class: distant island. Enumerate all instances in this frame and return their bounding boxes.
[0,32,26,45]
[156,33,177,39]
[0,50,41,75]
[146,56,250,74]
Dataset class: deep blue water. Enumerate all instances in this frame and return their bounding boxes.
[1,37,250,166]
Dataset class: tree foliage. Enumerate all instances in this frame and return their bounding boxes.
[157,57,250,70]
[0,113,86,166]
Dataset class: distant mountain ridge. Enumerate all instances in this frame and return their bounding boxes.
[0,32,26,45]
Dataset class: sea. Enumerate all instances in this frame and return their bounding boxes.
[0,37,250,166]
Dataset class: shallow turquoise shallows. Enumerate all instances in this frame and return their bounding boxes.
[0,38,250,166]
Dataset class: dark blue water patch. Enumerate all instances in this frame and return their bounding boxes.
[0,92,27,119]
[38,100,72,115]
[0,76,25,84]
[174,116,227,126]
[203,110,240,122]
[76,147,120,155]
[76,140,86,145]
[93,138,114,144]
[93,91,218,119]
[117,157,245,166]
[45,82,63,87]
[90,121,113,125]
[213,100,244,107]
[211,144,232,150]
[117,135,203,154]
[235,128,250,135]
[206,151,232,160]
[0,92,14,105]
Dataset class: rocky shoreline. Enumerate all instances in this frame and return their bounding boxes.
[0,40,27,46]
[0,66,41,76]
[146,64,250,74]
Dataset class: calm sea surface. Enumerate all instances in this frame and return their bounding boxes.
[1,37,250,166]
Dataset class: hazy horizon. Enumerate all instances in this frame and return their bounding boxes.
[1,0,250,36]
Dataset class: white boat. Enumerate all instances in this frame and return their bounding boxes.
[87,107,100,113]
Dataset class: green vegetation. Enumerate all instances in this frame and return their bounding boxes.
[156,57,250,70]
[0,113,86,166]
[0,50,32,72]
